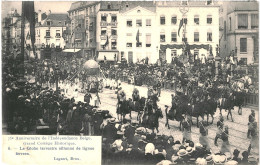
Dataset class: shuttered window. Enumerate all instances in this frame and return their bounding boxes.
[238,14,248,29]
[251,14,258,29]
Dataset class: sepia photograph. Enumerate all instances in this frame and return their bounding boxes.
[1,0,259,164]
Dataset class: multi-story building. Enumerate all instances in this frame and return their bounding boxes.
[219,1,259,65]
[35,11,68,49]
[96,1,121,61]
[67,1,100,57]
[156,0,219,63]
[117,1,157,63]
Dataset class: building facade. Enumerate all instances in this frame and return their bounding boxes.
[35,11,68,49]
[96,1,120,62]
[156,1,219,63]
[219,1,259,65]
[67,1,100,58]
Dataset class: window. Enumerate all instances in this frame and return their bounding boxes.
[207,32,212,41]
[136,19,142,27]
[146,19,151,26]
[56,30,60,37]
[146,34,151,47]
[112,29,117,35]
[194,32,199,42]
[101,15,107,22]
[126,43,132,47]
[127,20,132,27]
[240,38,247,53]
[171,32,177,42]
[107,4,111,9]
[206,0,213,5]
[47,21,51,26]
[171,50,177,57]
[171,16,177,24]
[111,40,117,49]
[251,14,258,29]
[194,15,199,25]
[207,15,212,24]
[111,16,117,22]
[160,34,165,42]
[238,14,248,29]
[101,29,106,35]
[160,15,165,25]
[136,42,142,47]
[46,30,50,36]
[229,17,231,31]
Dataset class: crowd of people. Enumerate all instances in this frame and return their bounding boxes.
[2,51,259,164]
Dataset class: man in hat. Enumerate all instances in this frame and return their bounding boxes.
[220,126,230,154]
[215,116,224,146]
[84,92,92,105]
[103,118,117,144]
[124,123,136,144]
[247,110,255,138]
[92,109,103,136]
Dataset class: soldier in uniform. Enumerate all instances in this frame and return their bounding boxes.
[247,110,255,138]
[214,116,224,146]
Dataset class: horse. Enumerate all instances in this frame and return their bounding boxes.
[204,97,218,125]
[141,107,163,133]
[165,105,184,131]
[233,91,246,115]
[218,94,235,122]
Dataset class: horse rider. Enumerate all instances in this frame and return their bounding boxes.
[247,110,255,138]
[214,116,224,146]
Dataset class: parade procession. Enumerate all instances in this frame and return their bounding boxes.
[2,1,259,165]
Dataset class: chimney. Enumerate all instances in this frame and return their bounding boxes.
[38,10,42,23]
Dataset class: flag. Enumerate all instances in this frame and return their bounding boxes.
[178,19,183,37]
[136,29,139,43]
[104,35,109,47]
[22,1,35,57]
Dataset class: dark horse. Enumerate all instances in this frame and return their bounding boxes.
[218,94,235,122]
[165,105,184,130]
[141,106,163,133]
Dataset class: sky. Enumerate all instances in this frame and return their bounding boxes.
[2,1,73,17]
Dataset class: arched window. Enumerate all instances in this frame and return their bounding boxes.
[160,15,165,25]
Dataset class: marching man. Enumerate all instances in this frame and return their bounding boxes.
[215,116,224,146]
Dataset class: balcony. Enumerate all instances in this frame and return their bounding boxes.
[100,22,117,27]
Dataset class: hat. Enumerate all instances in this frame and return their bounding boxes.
[112,139,123,151]
[224,160,238,165]
[186,147,193,153]
[73,106,77,110]
[195,143,203,149]
[196,158,207,165]
[206,155,213,162]
[109,118,116,124]
[156,160,172,165]
[177,149,188,156]
[213,155,226,164]
[171,155,179,163]
[145,143,155,155]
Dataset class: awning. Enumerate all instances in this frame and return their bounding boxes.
[100,40,107,45]
[97,52,118,61]
[62,49,81,53]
